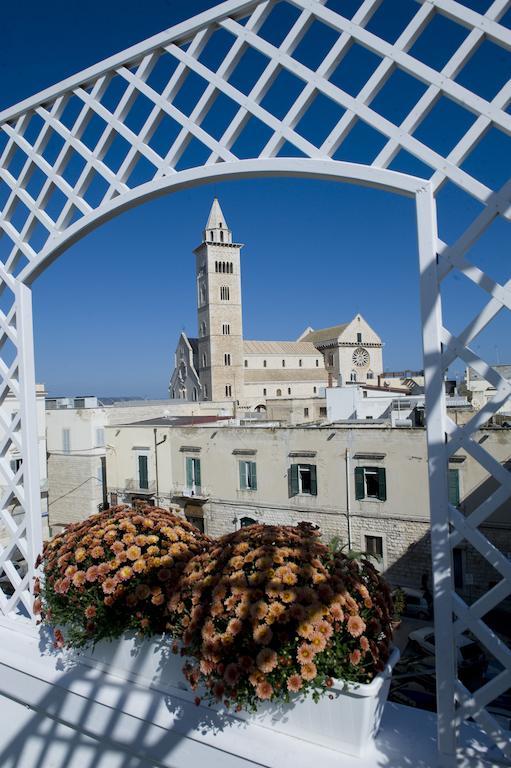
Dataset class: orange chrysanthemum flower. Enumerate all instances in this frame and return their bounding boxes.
[347,615,366,638]
[300,661,317,681]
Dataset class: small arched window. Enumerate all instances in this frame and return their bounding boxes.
[230,263,233,273]
[193,387,198,401]
[240,516,257,528]
[350,370,357,382]
[288,388,291,395]
[263,388,267,396]
[263,360,267,368]
[220,230,224,242]
[225,384,232,397]
[276,389,282,397]
[282,360,286,368]
[224,353,231,366]
[367,370,374,380]
[244,360,248,367]
[222,323,230,335]
[299,359,302,367]
[220,286,230,301]
[313,386,317,394]
[316,359,319,367]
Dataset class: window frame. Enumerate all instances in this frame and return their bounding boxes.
[355,465,387,501]
[288,463,318,497]
[239,460,257,491]
[185,456,201,491]
[362,531,386,571]
[137,452,149,490]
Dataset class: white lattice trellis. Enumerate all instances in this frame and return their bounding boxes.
[0,0,510,762]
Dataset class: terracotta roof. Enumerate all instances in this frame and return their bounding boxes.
[300,323,349,344]
[244,369,328,383]
[244,340,319,355]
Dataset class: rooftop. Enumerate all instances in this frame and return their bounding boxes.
[300,323,350,343]
[244,340,319,355]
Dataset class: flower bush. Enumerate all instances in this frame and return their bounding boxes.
[167,522,394,711]
[36,505,210,647]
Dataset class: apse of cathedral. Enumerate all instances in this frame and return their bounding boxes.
[169,200,384,409]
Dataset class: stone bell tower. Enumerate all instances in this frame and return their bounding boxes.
[194,199,244,403]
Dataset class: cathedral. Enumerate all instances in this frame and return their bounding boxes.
[169,199,384,410]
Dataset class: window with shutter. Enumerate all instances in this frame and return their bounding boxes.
[239,460,257,490]
[309,465,317,496]
[378,467,387,501]
[239,461,246,490]
[448,468,460,507]
[186,457,201,489]
[250,461,257,491]
[138,455,148,489]
[355,467,365,499]
[355,466,386,501]
[288,464,299,497]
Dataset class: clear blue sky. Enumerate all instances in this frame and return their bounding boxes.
[1,0,510,398]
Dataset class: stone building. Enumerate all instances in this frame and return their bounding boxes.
[169,199,384,410]
[105,416,511,600]
[46,396,232,534]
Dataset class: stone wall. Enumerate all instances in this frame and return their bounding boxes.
[48,454,103,532]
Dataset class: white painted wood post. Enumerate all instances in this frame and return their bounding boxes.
[15,283,42,619]
[416,183,457,766]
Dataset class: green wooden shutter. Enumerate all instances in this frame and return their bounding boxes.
[194,458,201,488]
[186,457,194,488]
[250,461,257,490]
[239,461,246,489]
[310,464,317,496]
[139,455,148,489]
[448,468,460,506]
[378,467,387,501]
[288,464,299,497]
[355,467,365,499]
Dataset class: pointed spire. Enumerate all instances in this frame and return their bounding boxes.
[203,198,232,244]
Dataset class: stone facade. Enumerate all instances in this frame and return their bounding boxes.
[106,418,511,596]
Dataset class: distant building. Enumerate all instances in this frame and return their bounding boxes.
[169,199,384,410]
[46,396,234,533]
[465,364,511,416]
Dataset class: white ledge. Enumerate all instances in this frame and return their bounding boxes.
[0,624,499,768]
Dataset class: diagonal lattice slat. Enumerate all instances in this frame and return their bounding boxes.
[0,0,510,761]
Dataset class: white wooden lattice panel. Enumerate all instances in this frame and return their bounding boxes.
[0,0,510,761]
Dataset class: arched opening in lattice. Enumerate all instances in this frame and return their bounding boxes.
[0,0,510,762]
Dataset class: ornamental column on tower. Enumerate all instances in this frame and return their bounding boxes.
[194,198,245,403]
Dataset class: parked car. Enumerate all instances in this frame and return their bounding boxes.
[394,587,431,620]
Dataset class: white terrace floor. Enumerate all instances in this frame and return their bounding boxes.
[0,623,502,768]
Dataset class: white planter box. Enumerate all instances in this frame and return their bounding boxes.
[77,637,399,759]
